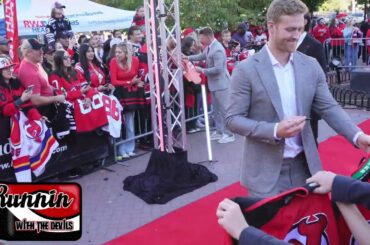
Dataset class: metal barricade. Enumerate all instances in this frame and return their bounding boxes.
[113,106,211,161]
[324,38,370,71]
[326,69,351,87]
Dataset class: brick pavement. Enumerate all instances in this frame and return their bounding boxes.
[3,109,370,245]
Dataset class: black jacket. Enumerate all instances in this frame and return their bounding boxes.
[297,33,327,72]
[45,16,72,48]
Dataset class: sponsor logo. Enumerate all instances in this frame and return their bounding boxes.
[0,162,11,170]
[0,141,11,157]
[0,183,81,241]
[22,19,79,34]
[53,145,68,154]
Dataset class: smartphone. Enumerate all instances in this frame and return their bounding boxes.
[82,82,90,88]
[26,85,34,92]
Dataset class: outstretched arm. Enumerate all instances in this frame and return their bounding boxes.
[336,203,370,245]
[217,199,289,245]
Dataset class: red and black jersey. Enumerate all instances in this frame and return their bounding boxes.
[225,186,340,245]
[44,16,72,48]
[0,79,41,121]
[132,14,145,27]
[49,72,85,102]
[312,24,331,43]
[73,92,110,133]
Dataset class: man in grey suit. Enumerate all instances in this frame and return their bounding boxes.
[185,27,235,144]
[226,0,370,198]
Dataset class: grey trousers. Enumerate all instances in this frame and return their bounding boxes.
[248,153,311,198]
[211,89,231,135]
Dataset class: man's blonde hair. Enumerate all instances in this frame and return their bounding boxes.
[267,0,308,23]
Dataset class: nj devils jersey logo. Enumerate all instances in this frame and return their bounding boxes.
[24,120,44,142]
[284,213,330,245]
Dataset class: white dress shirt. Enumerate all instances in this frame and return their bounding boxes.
[296,32,307,49]
[266,45,304,158]
[266,44,363,157]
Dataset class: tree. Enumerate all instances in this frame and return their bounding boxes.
[358,0,370,20]
[93,0,143,10]
[93,0,327,32]
[319,0,349,12]
[180,0,244,31]
[303,0,327,12]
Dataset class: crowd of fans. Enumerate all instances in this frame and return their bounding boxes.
[0,2,152,173]
[312,14,370,67]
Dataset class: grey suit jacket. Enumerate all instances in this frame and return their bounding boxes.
[189,40,230,91]
[226,46,361,195]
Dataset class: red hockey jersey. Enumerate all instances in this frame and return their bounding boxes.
[73,93,108,132]
[73,92,122,136]
[10,111,58,182]
[225,186,340,245]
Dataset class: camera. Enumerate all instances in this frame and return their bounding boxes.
[228,40,240,50]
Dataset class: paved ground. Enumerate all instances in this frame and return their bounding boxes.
[3,109,370,245]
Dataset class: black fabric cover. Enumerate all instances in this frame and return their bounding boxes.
[123,149,218,204]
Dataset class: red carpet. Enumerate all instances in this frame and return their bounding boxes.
[319,119,370,176]
[106,119,370,245]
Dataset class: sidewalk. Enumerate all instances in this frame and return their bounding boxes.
[4,109,370,245]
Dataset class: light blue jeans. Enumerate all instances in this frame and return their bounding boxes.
[118,111,135,155]
[344,44,359,69]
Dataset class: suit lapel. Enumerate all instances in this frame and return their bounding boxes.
[255,47,284,120]
[292,53,306,115]
[297,37,309,53]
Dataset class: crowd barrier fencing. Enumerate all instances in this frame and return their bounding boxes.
[326,69,351,86]
[328,68,370,110]
[0,101,208,182]
[324,38,370,71]
[330,85,370,110]
[113,107,209,160]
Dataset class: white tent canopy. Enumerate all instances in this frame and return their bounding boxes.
[0,0,135,36]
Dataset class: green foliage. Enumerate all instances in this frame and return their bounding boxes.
[358,0,369,4]
[93,0,143,10]
[93,0,330,31]
[180,0,242,31]
[318,0,348,12]
[303,0,327,12]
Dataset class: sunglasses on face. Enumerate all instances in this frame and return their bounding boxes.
[63,56,71,60]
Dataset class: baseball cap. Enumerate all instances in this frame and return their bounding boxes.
[56,31,68,39]
[0,36,10,45]
[27,38,43,50]
[0,55,14,70]
[110,38,122,48]
[52,1,65,9]
[237,23,248,31]
[182,28,194,37]
[56,31,74,40]
[43,44,55,54]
